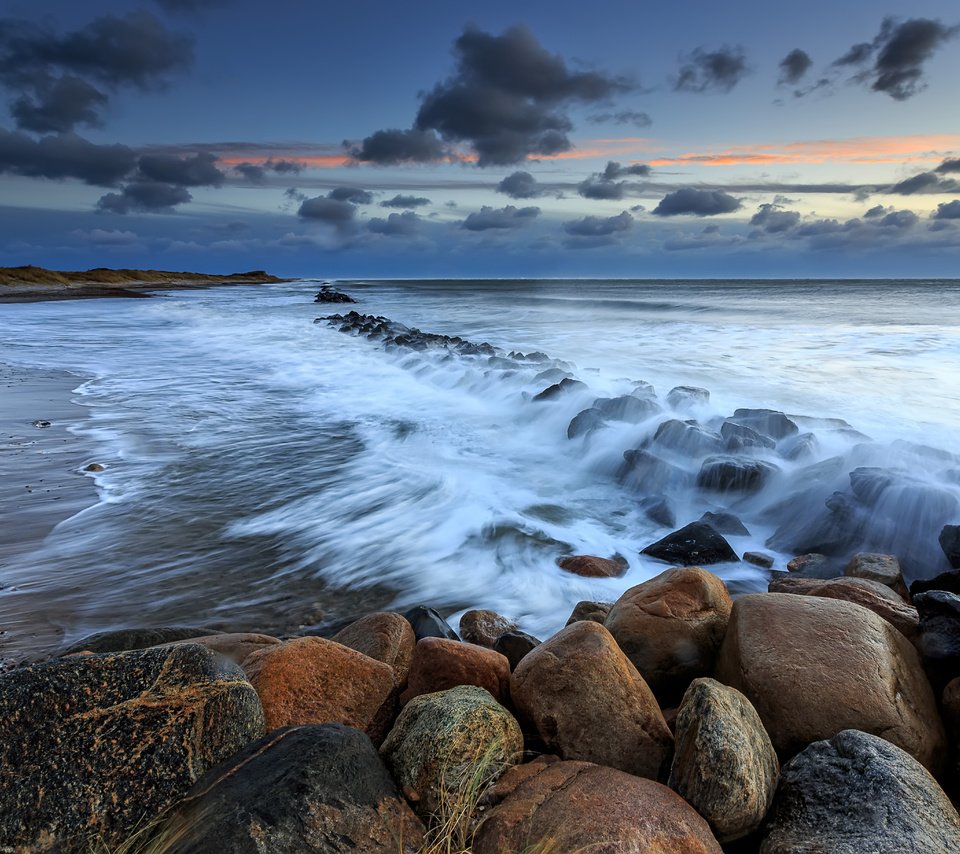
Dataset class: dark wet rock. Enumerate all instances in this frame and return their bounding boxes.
[0,644,265,851]
[730,408,798,441]
[760,730,960,854]
[162,724,424,854]
[332,612,416,686]
[780,431,819,461]
[911,569,960,598]
[566,600,612,626]
[620,449,693,493]
[474,758,722,854]
[632,379,657,397]
[381,685,522,818]
[567,407,606,439]
[323,311,499,359]
[458,609,518,647]
[721,420,775,452]
[944,678,960,782]
[669,678,779,843]
[494,631,542,670]
[532,367,572,384]
[697,456,778,494]
[32,419,51,428]
[941,524,960,569]
[845,552,909,599]
[592,394,661,423]
[486,355,516,370]
[786,552,830,575]
[700,511,751,536]
[642,521,739,566]
[64,625,220,655]
[314,285,356,304]
[914,590,960,691]
[558,554,627,578]
[651,419,725,457]
[508,350,550,363]
[667,385,710,409]
[641,494,676,527]
[83,462,105,472]
[744,551,774,568]
[402,605,459,641]
[533,376,587,401]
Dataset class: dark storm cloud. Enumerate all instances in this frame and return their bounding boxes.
[0,127,136,185]
[778,49,812,85]
[674,46,749,93]
[96,181,191,213]
[933,201,960,219]
[353,25,633,166]
[586,110,652,128]
[864,204,891,218]
[461,205,540,231]
[234,162,266,182]
[833,17,959,100]
[750,203,801,233]
[653,188,742,216]
[603,161,650,179]
[936,159,960,174]
[578,176,627,200]
[138,151,224,186]
[328,186,374,204]
[563,211,633,237]
[233,158,303,183]
[10,75,107,134]
[367,211,423,236]
[297,196,357,231]
[347,128,449,165]
[497,171,541,199]
[888,171,959,195]
[880,209,919,228]
[380,194,431,208]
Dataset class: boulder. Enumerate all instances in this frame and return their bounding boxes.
[669,678,779,843]
[401,605,459,641]
[700,511,750,536]
[533,377,586,401]
[715,593,946,772]
[160,632,280,665]
[63,625,219,655]
[400,637,511,705]
[620,448,693,493]
[604,566,733,703]
[760,730,960,853]
[493,631,541,670]
[940,524,960,569]
[767,575,919,639]
[914,590,960,691]
[721,421,775,452]
[744,551,775,569]
[242,637,397,743]
[474,758,722,854]
[912,568,960,597]
[565,600,611,626]
[558,554,627,578]
[593,394,660,422]
[667,386,710,410]
[567,407,606,438]
[0,644,264,850]
[697,456,778,494]
[641,494,676,527]
[845,552,909,599]
[944,678,960,782]
[785,552,830,575]
[642,521,739,566]
[730,408,798,441]
[332,612,416,686]
[510,620,673,779]
[458,609,517,647]
[380,685,522,817]
[651,419,724,457]
[162,724,424,853]
[780,431,818,461]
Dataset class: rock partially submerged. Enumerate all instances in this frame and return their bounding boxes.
[642,521,739,566]
[314,284,356,303]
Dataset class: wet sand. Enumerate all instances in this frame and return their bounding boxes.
[0,364,98,665]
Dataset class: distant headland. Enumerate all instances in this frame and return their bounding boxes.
[0,266,290,303]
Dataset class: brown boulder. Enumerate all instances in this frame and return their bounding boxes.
[161,632,281,664]
[458,609,517,647]
[604,566,733,703]
[473,758,722,854]
[332,612,416,686]
[565,599,611,625]
[400,637,511,705]
[786,553,827,573]
[768,575,919,638]
[715,593,946,773]
[510,620,673,779]
[845,552,910,599]
[242,637,396,743]
[558,554,627,578]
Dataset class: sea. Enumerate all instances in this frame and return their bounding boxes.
[2,278,959,656]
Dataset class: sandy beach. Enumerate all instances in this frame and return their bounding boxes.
[0,364,98,666]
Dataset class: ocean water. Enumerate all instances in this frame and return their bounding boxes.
[1,278,959,655]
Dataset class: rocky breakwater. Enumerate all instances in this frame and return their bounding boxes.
[6,564,960,851]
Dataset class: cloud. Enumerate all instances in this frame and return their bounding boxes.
[833,17,959,100]
[653,188,742,216]
[563,210,633,237]
[587,110,652,128]
[297,196,357,231]
[864,204,891,218]
[603,161,650,179]
[380,194,431,208]
[352,25,633,166]
[879,209,919,228]
[233,158,303,183]
[936,158,960,174]
[96,181,191,213]
[71,227,140,245]
[497,170,542,199]
[153,0,231,11]
[137,151,224,186]
[674,46,749,93]
[233,162,266,182]
[328,186,374,204]
[461,204,541,231]
[750,202,801,233]
[578,176,627,200]
[367,211,423,236]
[932,201,960,220]
[779,49,813,85]
[9,75,107,134]
[0,127,136,185]
[889,171,960,194]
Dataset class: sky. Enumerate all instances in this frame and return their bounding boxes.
[1,0,960,278]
